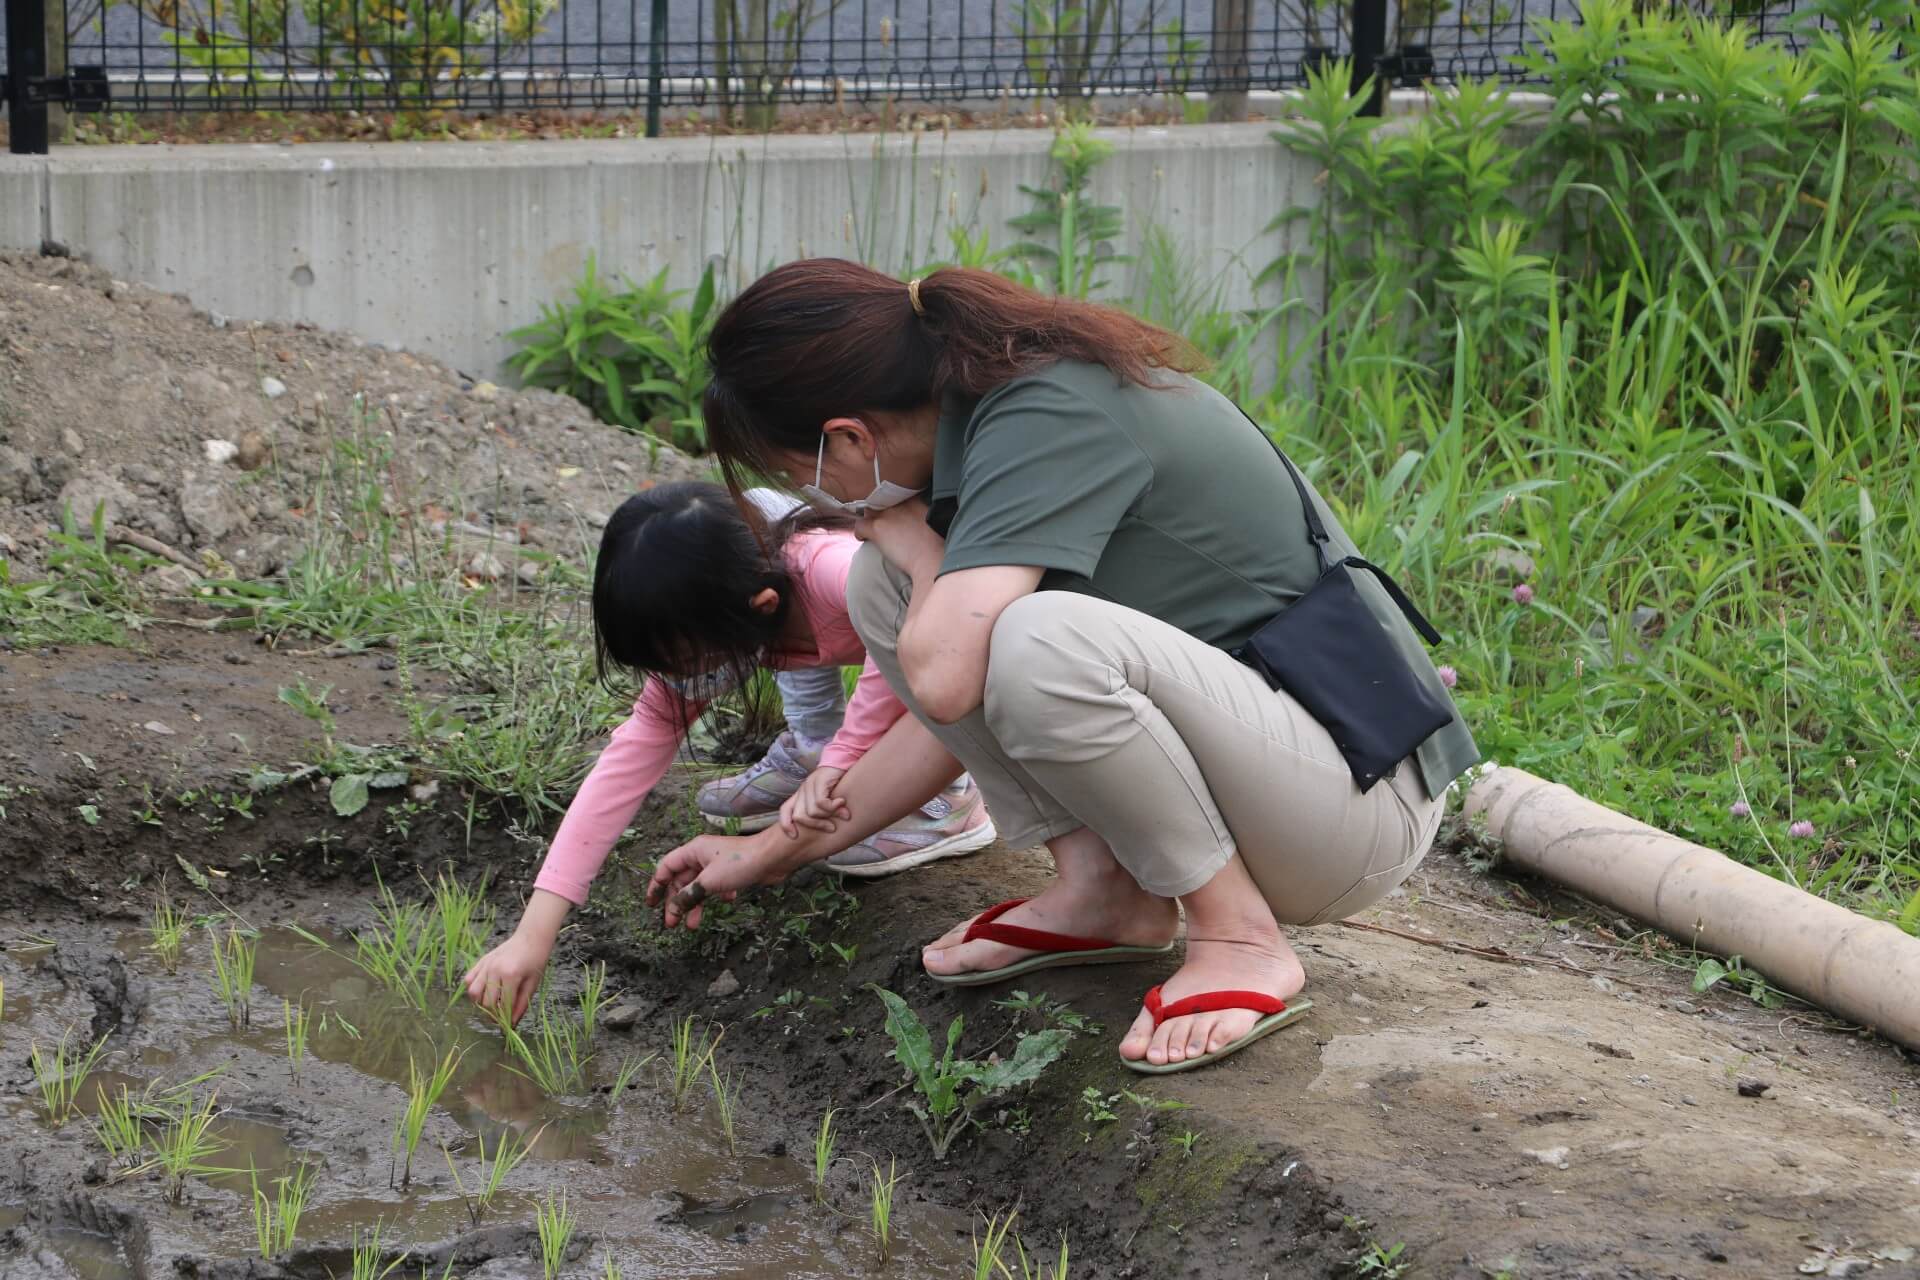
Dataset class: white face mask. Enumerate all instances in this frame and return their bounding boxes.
[660,649,765,703]
[797,434,921,517]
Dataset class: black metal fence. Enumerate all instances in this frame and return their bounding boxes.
[6,0,1824,153]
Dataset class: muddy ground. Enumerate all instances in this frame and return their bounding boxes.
[4,629,1917,1280]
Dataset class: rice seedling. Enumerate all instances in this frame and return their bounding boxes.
[665,1015,723,1114]
[708,1062,742,1155]
[535,1188,576,1280]
[90,1083,149,1172]
[497,986,595,1096]
[248,1160,317,1260]
[30,1025,109,1127]
[149,889,191,973]
[1013,1231,1071,1280]
[867,1156,900,1264]
[608,1052,653,1102]
[601,1255,621,1280]
[347,1221,409,1280]
[152,1089,227,1205]
[429,871,495,991]
[210,926,258,1029]
[810,1107,837,1204]
[352,877,441,1008]
[283,999,311,1084]
[970,1209,1020,1280]
[392,1045,464,1189]
[443,1123,542,1226]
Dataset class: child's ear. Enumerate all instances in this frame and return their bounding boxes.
[748,587,780,615]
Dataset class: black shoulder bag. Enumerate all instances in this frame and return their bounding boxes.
[1230,433,1454,793]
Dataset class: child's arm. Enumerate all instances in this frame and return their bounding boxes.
[465,683,698,1021]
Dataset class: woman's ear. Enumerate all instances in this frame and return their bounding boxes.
[748,587,781,616]
[822,416,876,460]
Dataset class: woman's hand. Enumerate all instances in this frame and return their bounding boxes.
[854,497,943,575]
[780,766,850,836]
[646,833,792,930]
[463,930,553,1027]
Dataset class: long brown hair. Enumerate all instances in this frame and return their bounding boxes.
[701,259,1201,486]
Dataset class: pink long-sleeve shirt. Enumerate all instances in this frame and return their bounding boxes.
[532,530,904,906]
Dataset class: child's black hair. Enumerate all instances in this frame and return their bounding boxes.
[591,481,850,719]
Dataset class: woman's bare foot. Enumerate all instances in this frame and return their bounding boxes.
[1118,854,1306,1068]
[921,828,1177,979]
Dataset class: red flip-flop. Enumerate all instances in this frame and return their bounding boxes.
[925,898,1176,988]
[1121,985,1313,1074]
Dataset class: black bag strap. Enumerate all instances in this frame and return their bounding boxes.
[1236,406,1445,648]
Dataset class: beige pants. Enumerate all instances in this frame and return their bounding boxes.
[846,546,1444,925]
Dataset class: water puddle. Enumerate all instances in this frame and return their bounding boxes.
[0,1204,138,1280]
[12,918,978,1278]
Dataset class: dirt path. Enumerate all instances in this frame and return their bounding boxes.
[5,628,1917,1279]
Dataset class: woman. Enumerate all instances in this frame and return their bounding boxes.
[649,261,1478,1074]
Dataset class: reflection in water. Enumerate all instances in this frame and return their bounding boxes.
[0,1204,137,1280]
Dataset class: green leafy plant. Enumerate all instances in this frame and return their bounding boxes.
[249,1160,317,1260]
[392,1046,464,1189]
[30,1026,109,1128]
[536,1188,576,1280]
[1351,1239,1411,1277]
[210,925,258,1030]
[508,260,717,452]
[1006,123,1128,298]
[1691,954,1786,1009]
[0,504,152,648]
[709,0,848,131]
[871,986,1071,1160]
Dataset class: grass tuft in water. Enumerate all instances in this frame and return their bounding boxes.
[868,1156,901,1265]
[148,888,191,974]
[811,1106,838,1205]
[248,1160,317,1260]
[345,872,495,1009]
[536,1188,576,1280]
[497,964,608,1096]
[348,1221,409,1280]
[444,1123,542,1226]
[30,1025,109,1128]
[152,1089,227,1205]
[210,926,258,1030]
[665,1014,723,1114]
[90,1083,149,1172]
[283,998,312,1085]
[391,1045,463,1190]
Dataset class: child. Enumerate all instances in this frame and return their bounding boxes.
[464,481,993,1023]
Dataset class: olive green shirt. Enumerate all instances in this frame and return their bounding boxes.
[927,360,1479,800]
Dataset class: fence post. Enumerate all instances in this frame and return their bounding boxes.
[645,0,667,138]
[5,0,52,154]
[1349,0,1387,118]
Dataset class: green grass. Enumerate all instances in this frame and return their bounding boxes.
[30,1026,109,1128]
[810,1107,837,1204]
[148,889,191,974]
[152,1089,227,1205]
[347,1221,409,1280]
[90,1083,148,1171]
[708,1062,743,1155]
[283,999,312,1084]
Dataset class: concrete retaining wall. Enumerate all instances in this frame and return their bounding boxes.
[0,122,1319,379]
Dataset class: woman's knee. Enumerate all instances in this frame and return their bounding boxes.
[983,593,1099,740]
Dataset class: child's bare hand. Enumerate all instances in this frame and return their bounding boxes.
[780,766,850,837]
[463,932,552,1027]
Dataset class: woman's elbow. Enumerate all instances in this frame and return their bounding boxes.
[899,632,983,726]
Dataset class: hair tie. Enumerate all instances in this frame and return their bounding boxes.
[907,277,926,317]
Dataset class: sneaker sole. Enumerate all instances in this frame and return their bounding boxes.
[825,819,999,879]
[701,810,782,834]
